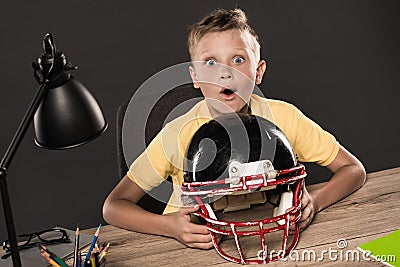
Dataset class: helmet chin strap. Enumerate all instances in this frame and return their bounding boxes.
[273,191,294,225]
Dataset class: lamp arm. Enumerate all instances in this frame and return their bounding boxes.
[1,83,50,169]
[0,81,50,267]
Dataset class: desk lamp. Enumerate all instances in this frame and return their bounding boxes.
[0,33,107,267]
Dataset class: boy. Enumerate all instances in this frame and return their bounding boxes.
[103,8,366,250]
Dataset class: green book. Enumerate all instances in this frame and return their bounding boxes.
[357,229,400,267]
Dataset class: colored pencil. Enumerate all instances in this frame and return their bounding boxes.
[90,253,96,267]
[73,224,80,267]
[98,242,110,263]
[98,242,107,254]
[77,252,82,267]
[40,250,61,267]
[84,224,102,263]
[93,250,100,266]
[39,244,68,267]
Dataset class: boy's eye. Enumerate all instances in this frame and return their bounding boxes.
[233,56,244,64]
[205,59,216,66]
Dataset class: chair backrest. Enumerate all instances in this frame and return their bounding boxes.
[116,84,203,214]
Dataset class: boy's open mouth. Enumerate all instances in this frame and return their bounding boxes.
[220,88,236,96]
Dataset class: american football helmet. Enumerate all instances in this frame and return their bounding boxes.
[181,113,306,264]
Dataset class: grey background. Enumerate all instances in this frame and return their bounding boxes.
[0,0,399,240]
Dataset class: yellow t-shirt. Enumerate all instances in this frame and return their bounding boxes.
[127,94,339,214]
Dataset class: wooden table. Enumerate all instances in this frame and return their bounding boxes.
[85,167,400,266]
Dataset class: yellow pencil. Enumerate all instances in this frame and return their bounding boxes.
[40,245,68,267]
[98,242,110,263]
[41,251,61,267]
[90,253,96,267]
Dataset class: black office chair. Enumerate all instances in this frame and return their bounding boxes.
[116,84,203,214]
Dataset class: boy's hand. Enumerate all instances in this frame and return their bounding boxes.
[166,206,214,249]
[289,185,318,234]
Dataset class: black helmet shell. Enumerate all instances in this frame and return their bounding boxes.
[184,113,296,183]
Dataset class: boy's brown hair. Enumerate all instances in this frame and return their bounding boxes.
[187,8,261,61]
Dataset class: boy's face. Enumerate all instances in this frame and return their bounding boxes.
[189,29,266,117]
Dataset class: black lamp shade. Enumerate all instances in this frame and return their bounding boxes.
[34,76,107,149]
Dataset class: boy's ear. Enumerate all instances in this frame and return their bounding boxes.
[255,60,267,85]
[189,65,200,89]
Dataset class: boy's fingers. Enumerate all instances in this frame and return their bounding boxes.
[187,241,214,250]
[188,223,210,235]
[180,205,200,214]
[299,218,311,231]
[183,232,212,243]
[299,207,311,222]
[301,195,310,210]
